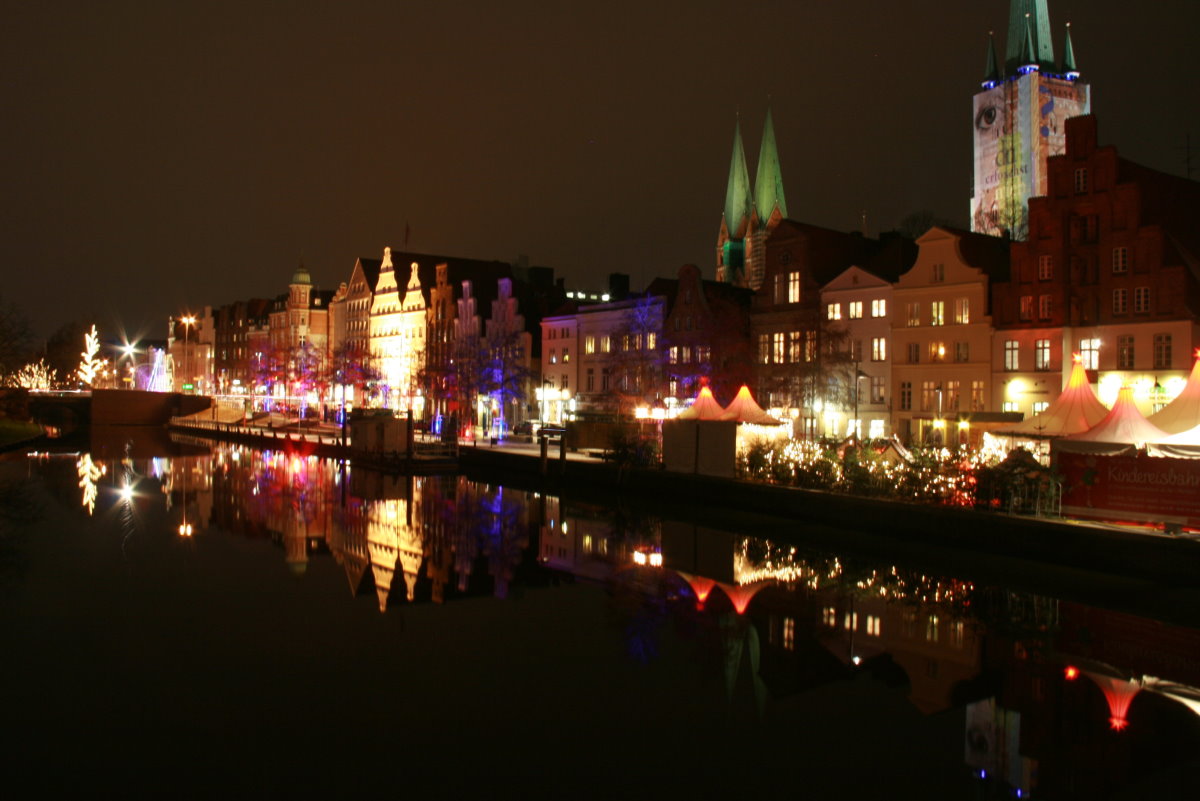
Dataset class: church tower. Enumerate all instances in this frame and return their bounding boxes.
[716,109,788,289]
[971,1,1090,240]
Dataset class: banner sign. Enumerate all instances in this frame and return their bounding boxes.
[1058,451,1200,529]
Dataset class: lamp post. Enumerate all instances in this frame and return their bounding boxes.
[180,315,197,393]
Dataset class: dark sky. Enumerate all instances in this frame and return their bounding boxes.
[5,0,1199,341]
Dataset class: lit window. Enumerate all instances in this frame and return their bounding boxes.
[930,301,945,326]
[866,615,881,637]
[954,297,969,324]
[921,381,938,412]
[758,334,770,364]
[848,301,863,319]
[822,607,837,627]
[562,347,569,363]
[871,337,886,362]
[926,614,939,642]
[1004,340,1019,371]
[1032,401,1049,414]
[783,617,795,651]
[844,612,858,631]
[601,335,611,353]
[585,335,596,354]
[871,299,887,318]
[788,272,801,303]
[646,332,656,350]
[906,302,920,327]
[773,332,785,364]
[549,349,557,365]
[1035,339,1050,370]
[951,620,965,648]
[668,346,678,365]
[788,331,802,363]
[827,303,842,321]
[929,341,946,362]
[1003,400,1019,413]
[1080,338,1100,369]
[971,380,985,411]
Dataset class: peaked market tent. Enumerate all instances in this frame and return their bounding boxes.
[994,358,1109,437]
[1054,386,1170,455]
[1148,353,1200,434]
[719,385,783,425]
[676,385,727,420]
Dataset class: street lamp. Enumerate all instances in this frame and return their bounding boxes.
[180,315,197,393]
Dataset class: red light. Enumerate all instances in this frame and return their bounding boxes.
[1064,665,1080,680]
[1109,716,1129,732]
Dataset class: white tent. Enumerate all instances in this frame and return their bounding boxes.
[676,385,726,421]
[1148,354,1200,434]
[994,358,1109,437]
[1055,386,1170,455]
[719,385,783,425]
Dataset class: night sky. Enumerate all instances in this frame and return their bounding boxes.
[5,1,1199,341]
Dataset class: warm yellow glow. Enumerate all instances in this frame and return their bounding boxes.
[958,420,969,430]
[178,522,193,537]
[649,552,663,567]
[932,418,946,429]
[634,406,650,419]
[1006,378,1027,399]
[633,551,647,565]
[1098,373,1124,407]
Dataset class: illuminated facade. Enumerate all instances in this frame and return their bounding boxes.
[369,247,426,411]
[716,109,788,290]
[818,266,893,440]
[971,1,1090,239]
[991,115,1200,417]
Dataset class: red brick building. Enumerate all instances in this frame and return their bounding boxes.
[991,115,1200,415]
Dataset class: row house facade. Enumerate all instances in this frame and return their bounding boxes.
[991,115,1200,418]
[753,221,916,438]
[890,227,1010,445]
[212,298,270,395]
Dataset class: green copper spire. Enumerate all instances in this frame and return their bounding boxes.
[723,118,752,239]
[1005,0,1055,72]
[753,108,788,223]
[1062,21,1079,76]
[982,31,1000,86]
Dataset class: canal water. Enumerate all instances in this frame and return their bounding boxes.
[2,438,1198,799]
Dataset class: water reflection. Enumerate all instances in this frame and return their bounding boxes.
[16,442,1200,798]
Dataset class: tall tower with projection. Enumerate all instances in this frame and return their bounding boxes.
[716,109,788,289]
[971,0,1090,239]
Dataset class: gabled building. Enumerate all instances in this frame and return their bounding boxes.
[819,266,894,440]
[752,221,915,433]
[991,114,1200,417]
[369,247,427,413]
[659,264,754,409]
[891,227,1010,445]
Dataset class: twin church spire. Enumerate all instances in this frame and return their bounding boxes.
[717,109,787,288]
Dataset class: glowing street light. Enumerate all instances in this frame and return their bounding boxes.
[180,315,197,393]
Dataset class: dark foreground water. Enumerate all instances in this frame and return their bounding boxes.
[2,439,1198,799]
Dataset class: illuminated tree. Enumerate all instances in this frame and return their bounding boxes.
[9,359,56,390]
[77,325,105,386]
